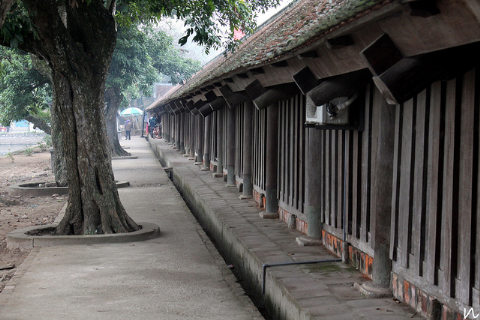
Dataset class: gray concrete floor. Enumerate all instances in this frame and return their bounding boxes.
[0,137,262,320]
[149,136,425,320]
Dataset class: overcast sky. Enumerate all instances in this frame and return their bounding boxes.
[158,0,292,65]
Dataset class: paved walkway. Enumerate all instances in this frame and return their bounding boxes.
[0,136,425,320]
[0,137,262,320]
[149,137,425,320]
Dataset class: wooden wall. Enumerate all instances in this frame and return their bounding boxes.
[312,85,375,255]
[390,67,480,308]
[235,104,245,184]
[278,94,307,217]
[253,107,267,193]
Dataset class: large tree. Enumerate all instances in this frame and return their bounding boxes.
[0,0,277,235]
[105,25,201,157]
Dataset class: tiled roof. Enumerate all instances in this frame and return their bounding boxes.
[148,0,389,110]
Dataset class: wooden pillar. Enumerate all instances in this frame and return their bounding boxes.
[215,109,224,177]
[241,102,254,198]
[305,129,323,238]
[190,114,195,158]
[179,112,185,153]
[359,90,395,296]
[163,114,168,141]
[184,113,190,155]
[226,106,236,186]
[371,93,395,287]
[261,102,279,218]
[166,115,171,142]
[175,115,180,148]
[196,116,203,163]
[202,115,212,170]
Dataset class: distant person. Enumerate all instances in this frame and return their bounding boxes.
[125,120,133,140]
[148,117,156,137]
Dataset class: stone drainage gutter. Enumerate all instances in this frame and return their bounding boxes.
[149,139,321,320]
[7,223,160,251]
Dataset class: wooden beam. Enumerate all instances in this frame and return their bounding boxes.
[360,33,404,77]
[270,60,289,68]
[186,100,195,111]
[210,97,227,112]
[173,100,186,112]
[205,90,218,102]
[293,66,322,95]
[236,72,250,79]
[253,83,300,110]
[307,69,372,106]
[193,99,205,110]
[402,0,440,17]
[298,50,319,59]
[245,79,268,100]
[198,102,214,117]
[326,35,354,49]
[373,41,480,104]
[219,85,251,108]
[250,67,264,75]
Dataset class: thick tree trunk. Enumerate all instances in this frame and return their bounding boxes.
[0,0,14,29]
[105,87,130,157]
[52,72,138,235]
[50,105,67,186]
[22,0,139,235]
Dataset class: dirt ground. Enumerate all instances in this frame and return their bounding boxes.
[0,148,67,292]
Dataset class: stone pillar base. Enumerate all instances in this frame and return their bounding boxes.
[194,162,203,166]
[259,212,279,219]
[239,195,252,200]
[295,236,322,246]
[225,184,236,188]
[200,167,210,171]
[354,281,392,298]
[183,154,190,157]
[212,173,223,178]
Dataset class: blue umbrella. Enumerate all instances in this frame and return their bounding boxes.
[120,107,143,117]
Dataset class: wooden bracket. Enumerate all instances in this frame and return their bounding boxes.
[326,35,354,49]
[245,79,268,100]
[402,0,440,17]
[253,83,300,110]
[293,66,322,95]
[219,85,251,108]
[250,67,265,75]
[361,34,403,77]
[298,50,319,59]
[307,69,371,107]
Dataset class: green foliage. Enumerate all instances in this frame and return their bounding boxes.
[146,26,201,85]
[24,146,33,156]
[115,0,280,54]
[0,46,51,127]
[107,23,202,112]
[0,2,38,48]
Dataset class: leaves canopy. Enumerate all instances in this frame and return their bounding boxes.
[0,46,51,127]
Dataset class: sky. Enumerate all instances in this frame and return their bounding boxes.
[158,0,293,65]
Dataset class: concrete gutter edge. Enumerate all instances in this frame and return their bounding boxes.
[6,222,160,251]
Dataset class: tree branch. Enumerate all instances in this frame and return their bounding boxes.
[24,114,51,135]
